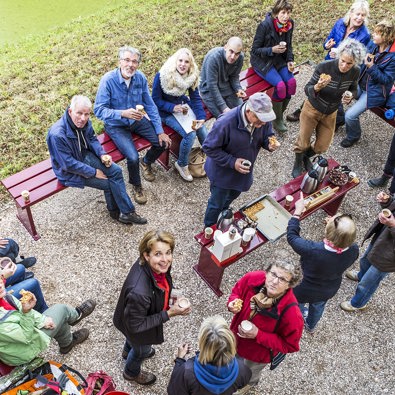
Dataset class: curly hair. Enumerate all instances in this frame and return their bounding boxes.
[337,38,366,65]
[373,19,395,47]
[265,261,302,288]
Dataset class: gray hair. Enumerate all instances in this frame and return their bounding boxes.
[343,0,369,26]
[337,38,366,65]
[70,95,92,111]
[265,261,303,288]
[118,46,142,62]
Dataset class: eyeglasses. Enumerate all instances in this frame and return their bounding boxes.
[268,270,291,285]
[121,58,139,65]
[334,213,352,228]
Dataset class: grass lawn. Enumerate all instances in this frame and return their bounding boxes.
[0,0,392,197]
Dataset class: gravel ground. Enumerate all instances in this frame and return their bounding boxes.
[1,64,394,395]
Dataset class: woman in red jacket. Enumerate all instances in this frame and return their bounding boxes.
[227,262,303,390]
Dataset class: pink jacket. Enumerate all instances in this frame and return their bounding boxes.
[228,271,303,363]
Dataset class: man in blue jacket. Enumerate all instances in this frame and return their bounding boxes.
[94,46,171,205]
[202,92,278,227]
[47,95,147,225]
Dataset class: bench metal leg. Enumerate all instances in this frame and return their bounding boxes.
[322,194,345,216]
[15,204,40,241]
[193,247,224,297]
[157,148,170,171]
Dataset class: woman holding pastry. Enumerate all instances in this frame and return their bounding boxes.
[341,19,395,148]
[152,48,208,182]
[227,263,303,389]
[250,0,296,133]
[113,230,191,386]
[287,192,359,333]
[291,38,365,177]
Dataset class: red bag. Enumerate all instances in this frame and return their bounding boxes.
[84,371,116,395]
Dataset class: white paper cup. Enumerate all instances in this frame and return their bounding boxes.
[280,41,286,47]
[243,228,255,242]
[285,195,294,207]
[242,160,251,169]
[241,320,253,332]
[21,190,30,202]
[102,154,111,167]
[382,209,392,218]
[136,104,144,112]
[204,227,214,239]
[178,298,191,309]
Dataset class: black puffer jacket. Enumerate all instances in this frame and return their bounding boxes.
[113,259,172,345]
[363,196,395,272]
[250,12,294,76]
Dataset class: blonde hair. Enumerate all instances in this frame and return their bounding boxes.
[138,230,175,263]
[343,1,370,26]
[198,316,236,366]
[325,214,356,249]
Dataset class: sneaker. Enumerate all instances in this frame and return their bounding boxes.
[304,321,316,335]
[19,256,36,268]
[122,347,155,360]
[340,138,357,148]
[24,271,35,280]
[140,158,155,182]
[133,185,147,205]
[340,301,367,312]
[71,299,96,326]
[59,328,89,354]
[286,108,301,122]
[109,209,120,220]
[119,212,148,225]
[174,161,193,182]
[123,370,156,385]
[345,269,359,282]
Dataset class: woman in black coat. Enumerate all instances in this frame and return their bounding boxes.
[250,0,296,133]
[113,230,191,386]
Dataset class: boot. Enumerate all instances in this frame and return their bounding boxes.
[292,153,304,178]
[304,147,316,158]
[367,174,391,188]
[286,107,301,122]
[272,101,287,133]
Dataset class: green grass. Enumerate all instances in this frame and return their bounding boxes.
[0,0,392,199]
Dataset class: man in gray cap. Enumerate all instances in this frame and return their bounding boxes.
[202,92,279,226]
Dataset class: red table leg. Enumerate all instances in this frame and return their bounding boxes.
[16,205,40,241]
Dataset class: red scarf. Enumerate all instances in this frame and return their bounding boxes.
[324,238,344,254]
[0,297,16,311]
[273,18,292,33]
[153,272,170,310]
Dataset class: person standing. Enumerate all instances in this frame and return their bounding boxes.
[202,92,278,227]
[199,37,246,118]
[94,46,171,204]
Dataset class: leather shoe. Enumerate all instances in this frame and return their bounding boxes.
[59,328,89,354]
[109,209,120,220]
[24,271,35,280]
[340,138,357,148]
[123,370,156,385]
[119,212,147,225]
[71,299,96,326]
[19,256,36,268]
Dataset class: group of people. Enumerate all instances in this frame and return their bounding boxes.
[1,0,395,394]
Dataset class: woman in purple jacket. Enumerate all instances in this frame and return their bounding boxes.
[152,48,208,182]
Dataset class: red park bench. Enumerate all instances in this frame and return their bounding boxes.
[1,66,298,240]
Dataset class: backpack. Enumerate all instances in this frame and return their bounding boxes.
[84,371,116,395]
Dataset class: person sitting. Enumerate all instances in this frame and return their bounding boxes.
[0,280,96,366]
[291,38,365,178]
[47,95,147,225]
[341,192,395,311]
[341,19,395,148]
[0,237,36,268]
[94,46,171,204]
[167,315,252,394]
[152,48,208,182]
[199,37,246,118]
[250,0,296,133]
[287,193,359,334]
[1,257,48,313]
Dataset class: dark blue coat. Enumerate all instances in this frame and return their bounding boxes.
[359,41,395,108]
[323,18,370,60]
[152,72,206,120]
[46,110,105,188]
[202,105,273,192]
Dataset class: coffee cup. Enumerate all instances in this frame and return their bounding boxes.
[182,105,188,115]
[240,320,253,332]
[178,298,191,309]
[279,41,286,48]
[242,160,251,169]
[242,228,255,246]
[102,154,111,167]
[343,90,352,100]
[204,227,214,239]
[382,208,392,218]
[285,195,294,208]
[348,171,356,182]
[136,104,145,113]
[0,257,12,269]
[21,190,30,202]
[169,289,183,306]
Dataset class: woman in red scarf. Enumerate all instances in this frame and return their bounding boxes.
[250,0,296,133]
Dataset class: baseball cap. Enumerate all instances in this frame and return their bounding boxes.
[247,92,276,122]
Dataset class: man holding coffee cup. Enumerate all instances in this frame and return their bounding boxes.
[202,92,279,227]
[47,95,147,225]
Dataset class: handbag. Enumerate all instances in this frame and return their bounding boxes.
[188,147,206,178]
[269,302,298,370]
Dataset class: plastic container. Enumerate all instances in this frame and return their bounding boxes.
[384,109,394,120]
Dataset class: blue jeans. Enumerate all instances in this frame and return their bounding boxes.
[350,243,388,308]
[105,118,165,186]
[345,88,367,142]
[0,238,19,262]
[200,92,242,118]
[124,341,153,376]
[5,264,48,313]
[204,185,241,227]
[299,301,327,331]
[82,151,134,214]
[163,115,208,167]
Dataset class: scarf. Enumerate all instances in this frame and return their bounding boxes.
[152,272,170,310]
[324,238,345,254]
[159,60,199,97]
[193,355,239,395]
[249,286,284,319]
[273,18,293,33]
[65,109,89,152]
